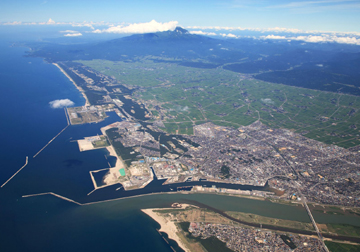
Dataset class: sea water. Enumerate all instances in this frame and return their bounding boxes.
[0,38,181,252]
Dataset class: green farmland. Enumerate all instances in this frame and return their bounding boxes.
[79,58,360,148]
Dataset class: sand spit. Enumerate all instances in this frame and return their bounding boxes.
[101,124,126,186]
[99,124,126,186]
[142,207,191,252]
[103,145,125,185]
[52,63,90,107]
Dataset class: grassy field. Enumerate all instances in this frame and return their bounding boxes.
[325,241,360,252]
[226,211,315,232]
[326,224,360,237]
[92,136,109,148]
[78,58,360,148]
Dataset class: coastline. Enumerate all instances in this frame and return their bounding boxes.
[142,207,191,252]
[52,63,90,107]
[100,124,127,186]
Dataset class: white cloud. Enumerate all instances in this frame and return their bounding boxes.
[49,99,74,108]
[186,25,360,37]
[47,18,55,25]
[262,35,287,40]
[61,30,83,37]
[264,27,303,33]
[60,30,79,33]
[3,21,22,25]
[220,33,238,38]
[95,20,178,34]
[260,33,360,45]
[189,30,217,36]
[0,20,103,29]
[187,25,303,33]
[188,25,360,45]
[187,25,245,31]
[71,23,95,30]
[226,33,238,38]
[64,32,82,37]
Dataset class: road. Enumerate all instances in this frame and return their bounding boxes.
[295,181,330,252]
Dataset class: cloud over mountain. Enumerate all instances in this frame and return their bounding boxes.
[49,99,74,108]
[93,20,178,34]
[46,18,55,25]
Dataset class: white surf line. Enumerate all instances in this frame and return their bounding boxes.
[33,125,69,158]
[1,156,28,188]
[22,192,82,205]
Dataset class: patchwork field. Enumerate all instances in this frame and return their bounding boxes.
[78,59,360,148]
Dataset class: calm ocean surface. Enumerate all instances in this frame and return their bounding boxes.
[1,36,360,252]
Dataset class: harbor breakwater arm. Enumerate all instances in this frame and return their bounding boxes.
[1,156,28,188]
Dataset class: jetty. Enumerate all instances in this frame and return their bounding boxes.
[22,192,82,205]
[1,156,28,188]
[33,125,68,158]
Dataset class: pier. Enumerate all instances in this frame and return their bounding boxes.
[33,125,69,158]
[1,156,28,188]
[22,192,82,205]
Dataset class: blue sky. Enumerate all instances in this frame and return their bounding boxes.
[1,0,360,32]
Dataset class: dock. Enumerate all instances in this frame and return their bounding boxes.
[33,125,69,158]
[1,156,28,188]
[22,192,82,205]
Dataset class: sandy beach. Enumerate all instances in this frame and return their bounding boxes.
[103,145,126,184]
[100,124,128,185]
[142,206,192,252]
[52,63,90,107]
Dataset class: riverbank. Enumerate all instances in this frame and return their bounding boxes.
[142,206,192,252]
[52,63,90,107]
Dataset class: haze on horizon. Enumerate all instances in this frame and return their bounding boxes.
[1,0,359,33]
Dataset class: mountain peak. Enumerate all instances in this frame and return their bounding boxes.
[173,26,189,34]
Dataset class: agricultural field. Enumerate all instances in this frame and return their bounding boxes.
[325,241,360,252]
[78,58,360,148]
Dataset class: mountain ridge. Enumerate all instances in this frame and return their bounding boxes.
[105,26,215,44]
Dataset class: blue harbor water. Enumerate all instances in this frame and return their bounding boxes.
[0,41,178,252]
[1,35,360,251]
